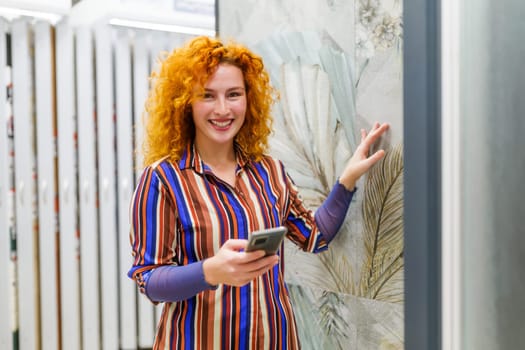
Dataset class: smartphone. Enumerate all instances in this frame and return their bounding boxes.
[246,226,288,256]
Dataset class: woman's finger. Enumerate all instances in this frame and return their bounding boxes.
[369,149,386,164]
[222,239,248,251]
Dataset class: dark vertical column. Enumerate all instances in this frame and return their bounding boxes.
[403,0,441,349]
[215,0,220,36]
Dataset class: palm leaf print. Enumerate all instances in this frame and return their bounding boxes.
[359,143,404,303]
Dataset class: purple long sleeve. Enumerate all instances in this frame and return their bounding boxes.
[145,260,217,303]
[145,181,353,302]
[314,181,356,243]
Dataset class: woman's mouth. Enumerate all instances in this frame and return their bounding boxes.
[209,119,233,128]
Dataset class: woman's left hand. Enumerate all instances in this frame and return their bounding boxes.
[338,122,390,191]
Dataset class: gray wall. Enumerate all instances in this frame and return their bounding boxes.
[460,0,525,348]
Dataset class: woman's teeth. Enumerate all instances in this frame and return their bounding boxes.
[210,120,231,127]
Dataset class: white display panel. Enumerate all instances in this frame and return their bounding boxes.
[34,20,59,350]
[56,19,82,350]
[0,17,14,350]
[94,23,119,350]
[74,25,101,350]
[11,18,40,350]
[114,28,138,350]
[132,32,157,348]
[0,12,211,349]
[132,33,148,180]
[147,32,173,327]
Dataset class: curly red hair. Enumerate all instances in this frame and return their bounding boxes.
[141,35,277,166]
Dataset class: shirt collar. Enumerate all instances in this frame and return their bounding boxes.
[177,142,250,175]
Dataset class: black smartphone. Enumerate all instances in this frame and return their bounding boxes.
[246,226,288,256]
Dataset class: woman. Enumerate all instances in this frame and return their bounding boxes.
[128,35,389,349]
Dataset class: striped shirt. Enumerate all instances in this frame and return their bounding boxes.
[128,143,328,350]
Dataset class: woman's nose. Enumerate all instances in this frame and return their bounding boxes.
[214,97,228,115]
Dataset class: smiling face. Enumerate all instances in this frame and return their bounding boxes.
[191,63,247,153]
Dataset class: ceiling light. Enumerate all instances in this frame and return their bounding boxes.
[0,6,63,24]
[108,18,215,36]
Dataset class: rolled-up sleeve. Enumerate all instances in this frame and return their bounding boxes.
[127,165,178,299]
[282,168,328,254]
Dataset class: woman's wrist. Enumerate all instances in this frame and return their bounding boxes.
[338,174,357,191]
[202,258,218,287]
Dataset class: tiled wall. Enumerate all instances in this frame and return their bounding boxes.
[219,1,404,348]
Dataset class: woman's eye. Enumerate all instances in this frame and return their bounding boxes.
[229,91,243,98]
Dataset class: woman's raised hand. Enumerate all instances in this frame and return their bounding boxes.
[338,122,390,191]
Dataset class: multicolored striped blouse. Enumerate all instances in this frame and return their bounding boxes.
[128,143,328,349]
